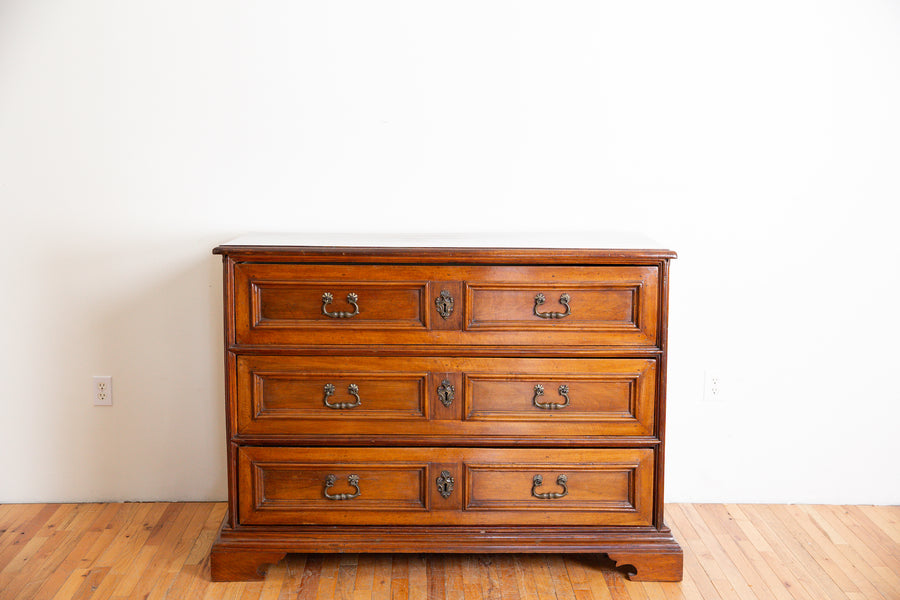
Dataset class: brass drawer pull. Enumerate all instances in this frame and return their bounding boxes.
[324,474,361,500]
[323,383,362,409]
[532,474,568,499]
[322,292,359,318]
[533,293,570,319]
[533,384,570,410]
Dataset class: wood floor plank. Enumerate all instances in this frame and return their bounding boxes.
[151,506,229,600]
[70,566,112,600]
[722,504,817,600]
[30,503,114,600]
[546,554,577,600]
[742,504,847,600]
[496,555,521,600]
[823,505,897,571]
[45,504,125,600]
[0,504,33,531]
[562,555,591,593]
[1,502,897,599]
[354,553,376,598]
[784,504,881,598]
[314,553,340,600]
[528,555,559,600]
[183,503,228,568]
[110,502,200,598]
[6,504,104,600]
[839,506,900,571]
[0,504,48,547]
[128,502,215,599]
[657,579,687,600]
[426,554,446,600]
[666,504,742,600]
[391,554,410,600]
[87,502,172,600]
[665,508,717,600]
[271,553,306,600]
[860,506,900,547]
[245,557,283,600]
[0,504,58,573]
[640,581,669,600]
[694,504,773,599]
[0,504,16,530]
[85,503,138,560]
[480,555,505,600]
[814,505,900,598]
[685,503,764,600]
[337,554,359,600]
[0,521,56,583]
[48,504,146,600]
[408,554,427,600]
[578,556,615,600]
[599,559,637,600]
[371,555,393,600]
[512,554,540,600]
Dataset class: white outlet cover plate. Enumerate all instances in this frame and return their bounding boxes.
[703,371,722,403]
[93,375,113,406]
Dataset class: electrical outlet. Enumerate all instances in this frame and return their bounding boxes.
[703,371,722,402]
[93,376,113,406]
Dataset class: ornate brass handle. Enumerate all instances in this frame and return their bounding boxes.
[323,383,361,409]
[532,474,568,499]
[322,292,359,318]
[324,474,361,500]
[533,293,571,319]
[533,384,570,410]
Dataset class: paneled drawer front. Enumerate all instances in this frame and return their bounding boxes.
[235,356,656,439]
[238,447,653,526]
[238,447,430,526]
[464,359,656,426]
[465,277,653,335]
[238,357,428,426]
[233,264,658,347]
[463,448,653,525]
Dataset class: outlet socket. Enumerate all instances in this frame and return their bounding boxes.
[93,376,113,406]
[703,371,722,403]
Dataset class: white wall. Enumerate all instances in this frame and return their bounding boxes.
[1,0,898,504]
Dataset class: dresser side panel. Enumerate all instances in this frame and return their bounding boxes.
[222,256,238,528]
[653,258,671,530]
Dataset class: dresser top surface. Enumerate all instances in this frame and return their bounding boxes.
[214,232,675,261]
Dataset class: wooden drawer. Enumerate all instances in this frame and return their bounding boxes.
[235,356,657,440]
[238,447,653,526]
[233,264,658,347]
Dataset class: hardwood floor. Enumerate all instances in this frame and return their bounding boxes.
[0,503,896,599]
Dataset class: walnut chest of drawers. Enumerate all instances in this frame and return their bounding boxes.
[210,234,682,582]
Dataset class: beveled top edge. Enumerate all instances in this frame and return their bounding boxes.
[213,232,676,258]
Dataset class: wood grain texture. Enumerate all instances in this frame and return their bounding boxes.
[234,356,657,441]
[215,244,678,582]
[236,447,654,527]
[212,245,677,263]
[0,503,896,599]
[232,264,659,348]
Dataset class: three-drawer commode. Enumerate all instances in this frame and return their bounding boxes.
[210,235,682,582]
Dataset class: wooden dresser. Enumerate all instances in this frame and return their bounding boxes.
[210,234,682,582]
